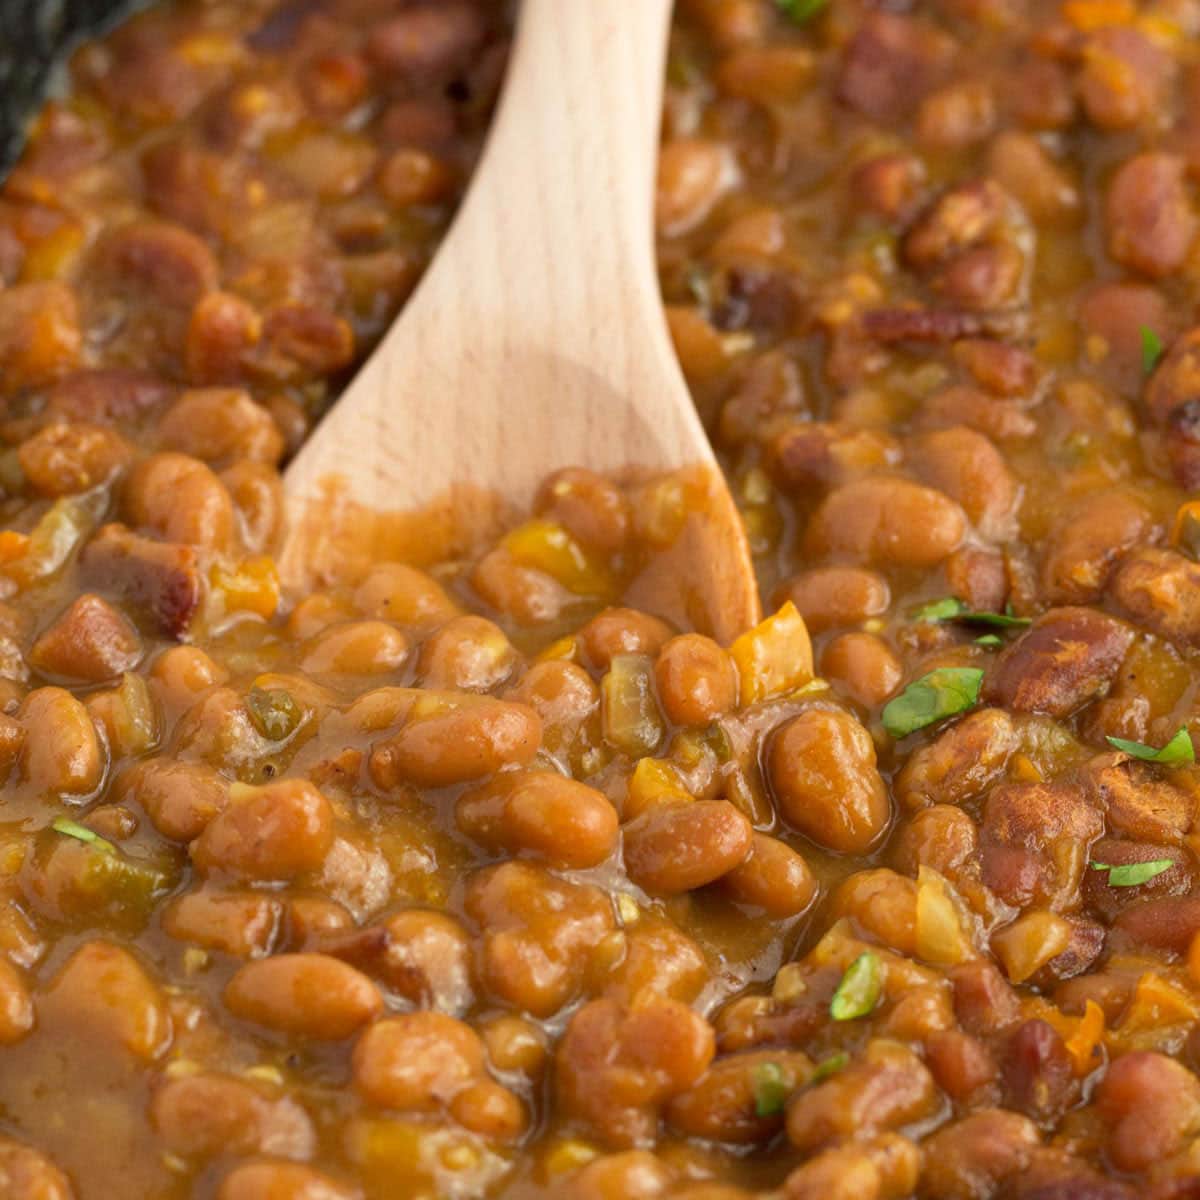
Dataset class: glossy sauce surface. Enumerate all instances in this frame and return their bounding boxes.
[6,1,1200,1198]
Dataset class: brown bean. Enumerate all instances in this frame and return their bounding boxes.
[354,563,459,627]
[39,940,169,1060]
[1106,153,1196,278]
[534,468,630,555]
[579,608,673,672]
[906,426,1017,539]
[986,131,1079,226]
[18,686,104,797]
[774,566,890,634]
[0,282,82,391]
[18,422,132,497]
[416,616,517,692]
[919,1109,1039,1200]
[1096,1051,1200,1172]
[216,1161,359,1200]
[118,758,229,842]
[503,660,598,750]
[820,632,901,709]
[654,634,736,727]
[191,779,334,881]
[894,708,1015,811]
[0,1138,73,1200]
[300,621,409,677]
[1041,490,1154,605]
[983,607,1135,717]
[721,834,816,918]
[162,889,282,958]
[366,3,486,79]
[123,452,234,549]
[456,769,618,869]
[158,387,284,465]
[30,594,141,684]
[831,869,918,957]
[768,709,890,854]
[225,954,382,1040]
[836,12,952,122]
[805,477,966,567]
[369,696,541,789]
[352,1011,484,1109]
[656,138,731,236]
[95,220,218,305]
[782,1135,919,1200]
[0,958,33,1045]
[151,1072,315,1159]
[623,800,752,896]
[1109,547,1200,646]
[1080,27,1173,132]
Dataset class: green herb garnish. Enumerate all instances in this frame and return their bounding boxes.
[830,952,882,1021]
[810,1051,849,1082]
[1106,726,1195,766]
[752,1062,789,1116]
[245,687,303,742]
[775,0,830,21]
[881,668,984,739]
[1090,859,1175,887]
[913,597,1031,629]
[975,634,1003,648]
[1141,325,1165,375]
[51,817,114,854]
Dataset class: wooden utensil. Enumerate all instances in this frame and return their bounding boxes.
[279,0,761,643]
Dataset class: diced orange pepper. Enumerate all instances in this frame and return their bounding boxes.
[210,556,281,619]
[1118,971,1200,1037]
[1064,1000,1106,1076]
[0,531,30,565]
[1062,0,1136,31]
[729,601,813,706]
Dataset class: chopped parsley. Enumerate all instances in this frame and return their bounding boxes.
[1090,859,1175,888]
[1106,726,1195,766]
[752,1062,789,1116]
[881,668,984,739]
[775,0,831,21]
[1140,325,1165,375]
[810,1051,850,1083]
[51,817,114,854]
[913,597,1031,629]
[830,952,882,1021]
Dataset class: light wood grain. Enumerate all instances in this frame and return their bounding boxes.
[279,0,761,643]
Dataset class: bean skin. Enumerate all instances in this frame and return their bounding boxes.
[225,954,383,1040]
[623,800,752,896]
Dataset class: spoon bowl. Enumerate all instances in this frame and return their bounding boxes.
[279,0,761,642]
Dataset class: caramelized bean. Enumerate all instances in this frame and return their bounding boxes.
[654,634,736,727]
[623,800,752,896]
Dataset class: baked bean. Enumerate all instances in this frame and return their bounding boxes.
[920,1109,1039,1200]
[151,1071,315,1159]
[448,1077,527,1140]
[894,707,1015,810]
[667,1049,813,1143]
[184,291,262,384]
[580,608,673,672]
[191,779,334,881]
[0,957,33,1045]
[18,686,104,797]
[805,477,966,568]
[768,709,890,854]
[906,427,1017,539]
[225,954,382,1039]
[891,804,979,882]
[29,594,141,684]
[0,1138,73,1200]
[471,547,571,626]
[354,563,459,627]
[557,996,715,1147]
[774,566,889,634]
[119,757,229,842]
[300,621,409,677]
[366,3,486,79]
[656,139,732,237]
[983,607,1135,717]
[1109,547,1200,647]
[534,468,630,555]
[503,660,598,750]
[18,422,132,498]
[162,889,282,958]
[654,634,736,727]
[836,12,953,122]
[95,220,218,306]
[820,633,901,709]
[1096,1052,1200,1173]
[123,452,234,549]
[352,1011,483,1109]
[721,834,816,918]
[1041,490,1154,605]
[221,459,284,553]
[786,1041,937,1153]
[39,940,169,1061]
[465,862,615,1017]
[562,1150,672,1200]
[216,1161,359,1200]
[926,1029,997,1102]
[781,1134,919,1200]
[369,696,541,788]
[623,799,752,896]
[157,387,284,466]
[605,917,709,1006]
[986,131,1079,226]
[456,769,618,869]
[150,645,228,709]
[0,282,81,392]
[1080,27,1173,132]
[1105,153,1197,279]
[416,616,516,692]
[286,897,353,948]
[831,870,918,957]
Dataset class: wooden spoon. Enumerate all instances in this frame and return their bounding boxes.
[279,0,761,642]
